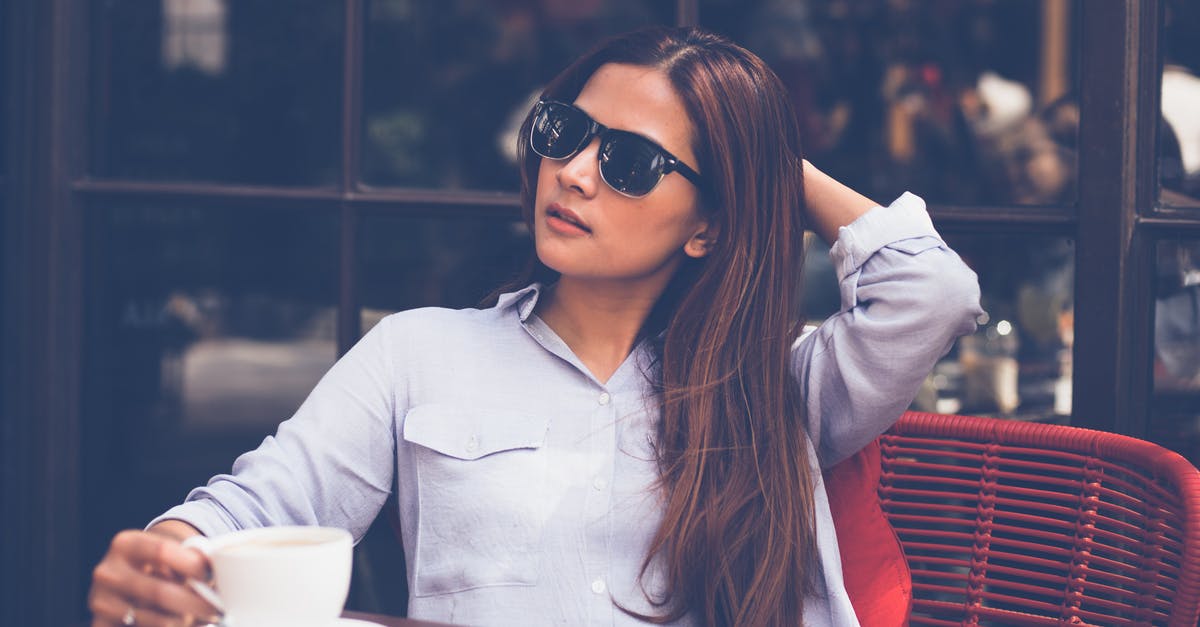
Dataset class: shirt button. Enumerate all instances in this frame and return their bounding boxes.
[598,392,611,406]
[591,578,607,594]
[592,476,608,491]
[465,435,479,453]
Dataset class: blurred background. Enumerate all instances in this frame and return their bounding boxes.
[3,0,1200,623]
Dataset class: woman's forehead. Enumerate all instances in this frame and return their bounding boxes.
[574,63,697,162]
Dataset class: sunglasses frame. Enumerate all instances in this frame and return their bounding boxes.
[529,100,704,198]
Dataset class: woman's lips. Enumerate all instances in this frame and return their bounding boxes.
[545,204,592,236]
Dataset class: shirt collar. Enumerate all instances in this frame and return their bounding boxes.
[496,281,667,340]
[495,283,544,323]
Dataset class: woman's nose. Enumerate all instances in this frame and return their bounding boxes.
[555,137,601,197]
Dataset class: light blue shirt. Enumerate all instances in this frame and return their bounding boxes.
[152,192,984,626]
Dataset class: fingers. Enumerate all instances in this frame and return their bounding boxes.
[89,588,196,627]
[89,587,129,626]
[111,530,211,581]
[93,557,218,619]
[91,530,220,626]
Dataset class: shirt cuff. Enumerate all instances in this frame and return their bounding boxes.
[828,191,941,282]
[146,500,239,538]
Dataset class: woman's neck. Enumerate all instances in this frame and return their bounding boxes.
[536,276,665,384]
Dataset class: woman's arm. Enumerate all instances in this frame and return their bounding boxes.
[792,190,983,467]
[147,519,202,541]
[802,160,879,245]
[89,317,402,625]
[147,318,400,537]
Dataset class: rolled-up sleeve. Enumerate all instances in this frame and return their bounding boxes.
[148,316,400,541]
[793,192,984,467]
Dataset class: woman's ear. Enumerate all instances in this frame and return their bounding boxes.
[684,223,719,259]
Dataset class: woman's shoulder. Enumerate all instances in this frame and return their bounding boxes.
[374,303,510,339]
[361,286,539,365]
[364,302,527,385]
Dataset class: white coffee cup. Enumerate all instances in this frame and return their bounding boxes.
[183,526,353,627]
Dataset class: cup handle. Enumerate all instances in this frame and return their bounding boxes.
[181,536,227,618]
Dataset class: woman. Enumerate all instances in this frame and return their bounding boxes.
[89,27,981,626]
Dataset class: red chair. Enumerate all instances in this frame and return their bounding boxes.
[879,411,1200,627]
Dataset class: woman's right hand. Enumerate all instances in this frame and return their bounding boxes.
[800,159,878,247]
[89,523,219,626]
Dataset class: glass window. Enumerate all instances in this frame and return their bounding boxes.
[362,0,674,190]
[1151,240,1200,467]
[1160,0,1200,207]
[82,204,339,529]
[0,1,6,179]
[1153,240,1200,393]
[701,0,1080,207]
[91,0,343,185]
[1,2,6,408]
[359,210,529,334]
[804,233,1075,422]
[940,234,1074,422]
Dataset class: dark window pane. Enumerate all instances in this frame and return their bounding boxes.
[1160,0,1200,207]
[1154,240,1200,393]
[359,211,529,334]
[805,233,1075,422]
[82,205,339,551]
[91,0,342,185]
[702,0,1080,207]
[1152,240,1200,466]
[0,2,6,178]
[362,0,673,190]
[942,234,1074,422]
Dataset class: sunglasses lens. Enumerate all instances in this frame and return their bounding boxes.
[530,103,589,159]
[529,101,682,197]
[600,132,666,197]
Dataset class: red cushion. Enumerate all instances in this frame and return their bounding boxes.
[824,439,911,627]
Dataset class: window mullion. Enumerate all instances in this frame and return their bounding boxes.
[677,0,698,26]
[1073,0,1158,435]
[338,0,366,354]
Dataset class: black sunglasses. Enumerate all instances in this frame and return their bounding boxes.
[528,100,704,198]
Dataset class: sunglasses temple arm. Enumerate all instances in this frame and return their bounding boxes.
[672,161,705,188]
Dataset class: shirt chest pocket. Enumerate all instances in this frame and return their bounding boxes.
[402,404,552,597]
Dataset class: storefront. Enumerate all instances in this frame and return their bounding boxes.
[3,0,1198,623]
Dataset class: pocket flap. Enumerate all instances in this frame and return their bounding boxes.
[403,404,550,461]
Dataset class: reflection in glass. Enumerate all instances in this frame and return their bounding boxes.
[0,1,6,177]
[937,235,1074,421]
[1152,240,1200,466]
[359,211,529,335]
[362,0,673,190]
[162,0,229,75]
[947,234,1074,421]
[91,0,342,185]
[87,205,339,437]
[804,233,1074,422]
[81,205,340,589]
[1160,0,1200,207]
[1154,241,1200,391]
[701,0,1079,206]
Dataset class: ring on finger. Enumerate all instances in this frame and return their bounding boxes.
[121,605,136,626]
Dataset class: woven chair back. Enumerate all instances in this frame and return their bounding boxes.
[879,412,1200,626]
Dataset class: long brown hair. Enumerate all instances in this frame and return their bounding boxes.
[502,27,815,625]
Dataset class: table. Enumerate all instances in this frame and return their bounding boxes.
[342,610,452,626]
[78,611,449,626]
